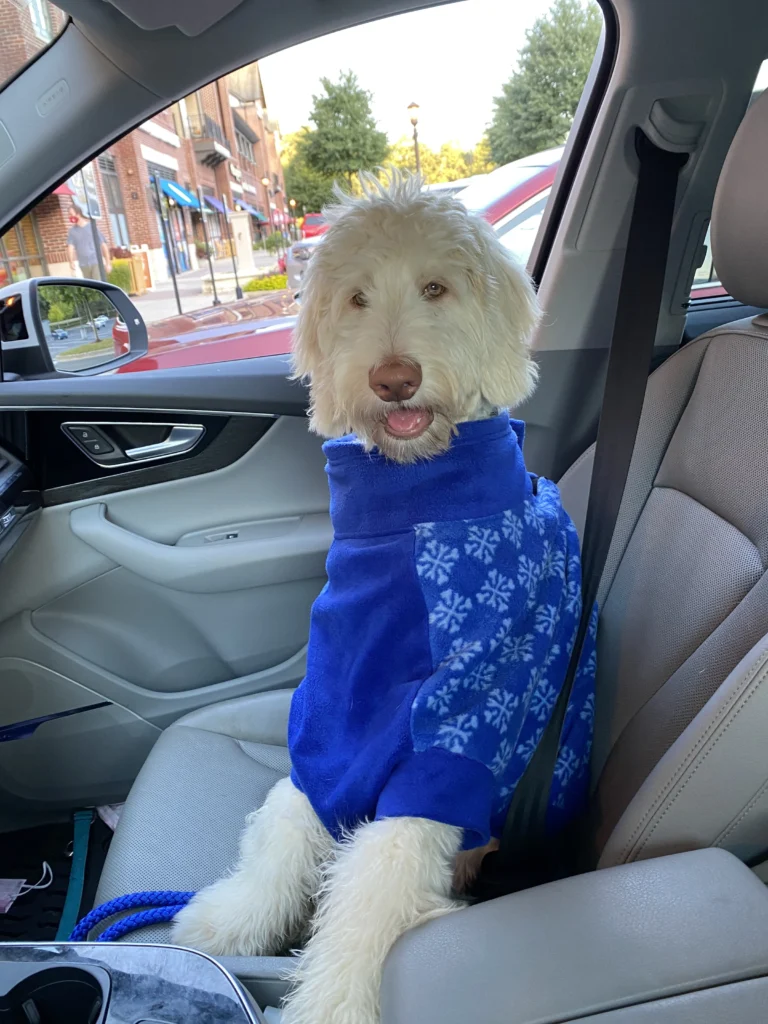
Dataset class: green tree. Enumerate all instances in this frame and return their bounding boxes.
[282,128,336,213]
[303,71,389,186]
[487,0,601,165]
[388,138,475,184]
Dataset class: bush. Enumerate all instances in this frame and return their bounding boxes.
[108,258,134,294]
[195,241,210,259]
[263,231,284,254]
[244,273,288,292]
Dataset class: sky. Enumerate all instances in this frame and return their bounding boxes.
[259,0,557,152]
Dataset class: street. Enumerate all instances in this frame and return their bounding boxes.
[131,251,279,325]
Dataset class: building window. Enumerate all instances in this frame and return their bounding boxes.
[68,163,102,219]
[236,130,254,164]
[28,0,52,42]
[98,154,130,248]
[0,214,47,284]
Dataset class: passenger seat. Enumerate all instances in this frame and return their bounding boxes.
[95,88,768,940]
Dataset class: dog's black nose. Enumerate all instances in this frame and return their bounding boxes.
[369,360,422,402]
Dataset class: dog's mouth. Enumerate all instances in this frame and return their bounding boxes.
[382,407,434,440]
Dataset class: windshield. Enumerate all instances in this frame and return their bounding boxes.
[0,1,65,85]
[459,147,564,212]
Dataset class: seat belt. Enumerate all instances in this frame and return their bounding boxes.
[474,129,687,901]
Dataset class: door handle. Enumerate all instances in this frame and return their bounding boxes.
[125,425,205,462]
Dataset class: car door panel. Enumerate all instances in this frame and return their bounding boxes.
[0,379,328,821]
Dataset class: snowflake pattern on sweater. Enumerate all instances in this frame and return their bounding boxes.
[288,413,597,848]
[412,480,596,830]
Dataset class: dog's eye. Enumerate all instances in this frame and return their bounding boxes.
[423,282,446,299]
[351,292,368,309]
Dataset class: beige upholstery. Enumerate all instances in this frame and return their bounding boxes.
[559,318,768,863]
[95,688,293,941]
[712,89,768,309]
[557,89,768,866]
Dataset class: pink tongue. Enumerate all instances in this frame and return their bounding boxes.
[386,409,424,433]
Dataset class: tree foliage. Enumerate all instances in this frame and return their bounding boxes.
[487,0,602,165]
[388,139,495,184]
[282,128,336,213]
[303,71,389,185]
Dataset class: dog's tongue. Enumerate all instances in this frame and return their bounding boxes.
[386,409,428,437]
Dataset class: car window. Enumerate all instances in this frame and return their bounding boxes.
[0,0,605,379]
[494,188,552,266]
[0,0,65,84]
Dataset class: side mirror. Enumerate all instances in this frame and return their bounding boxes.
[0,278,148,379]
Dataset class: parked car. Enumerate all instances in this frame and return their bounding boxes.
[424,174,486,197]
[301,212,328,238]
[286,235,324,292]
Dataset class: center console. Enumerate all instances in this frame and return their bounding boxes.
[4,849,768,1023]
[0,942,265,1023]
[380,848,768,1023]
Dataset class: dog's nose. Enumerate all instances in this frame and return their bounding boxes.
[368,360,422,402]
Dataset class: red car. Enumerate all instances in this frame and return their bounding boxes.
[301,212,329,239]
[117,148,725,374]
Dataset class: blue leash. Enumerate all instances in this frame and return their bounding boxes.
[69,890,196,942]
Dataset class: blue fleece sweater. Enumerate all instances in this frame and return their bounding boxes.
[288,413,596,850]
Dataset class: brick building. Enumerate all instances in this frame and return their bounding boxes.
[0,1,287,290]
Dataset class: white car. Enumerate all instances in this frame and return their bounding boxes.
[93,314,109,328]
[286,234,324,292]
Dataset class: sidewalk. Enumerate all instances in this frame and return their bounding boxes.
[132,251,278,325]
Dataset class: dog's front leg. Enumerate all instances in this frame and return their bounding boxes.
[282,816,463,1024]
[172,777,334,956]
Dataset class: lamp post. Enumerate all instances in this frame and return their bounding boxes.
[289,198,297,241]
[261,176,273,236]
[408,102,421,176]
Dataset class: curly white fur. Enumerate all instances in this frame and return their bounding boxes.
[282,816,463,1024]
[172,777,334,956]
[292,167,541,462]
[173,174,542,1024]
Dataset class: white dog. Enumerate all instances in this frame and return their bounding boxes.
[173,173,596,1024]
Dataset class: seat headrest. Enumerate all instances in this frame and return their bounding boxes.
[711,87,768,309]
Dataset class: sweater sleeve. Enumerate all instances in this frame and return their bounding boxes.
[376,746,496,848]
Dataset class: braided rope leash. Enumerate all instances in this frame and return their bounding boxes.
[69,890,196,942]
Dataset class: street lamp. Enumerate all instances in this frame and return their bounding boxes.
[261,175,274,240]
[289,197,297,240]
[407,102,421,176]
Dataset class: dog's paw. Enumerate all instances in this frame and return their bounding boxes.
[172,877,282,957]
[282,980,380,1024]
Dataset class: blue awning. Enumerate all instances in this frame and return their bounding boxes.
[203,194,227,215]
[159,178,199,209]
[233,198,266,221]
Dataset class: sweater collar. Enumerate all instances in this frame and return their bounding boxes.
[323,413,531,537]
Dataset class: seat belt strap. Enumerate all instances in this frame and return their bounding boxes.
[477,130,687,897]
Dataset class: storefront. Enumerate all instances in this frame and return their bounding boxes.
[147,165,196,274]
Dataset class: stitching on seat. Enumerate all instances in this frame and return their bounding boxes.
[607,534,765,858]
[235,738,290,771]
[630,657,768,859]
[714,775,768,848]
[617,639,768,859]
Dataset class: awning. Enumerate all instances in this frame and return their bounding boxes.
[203,194,227,215]
[159,178,200,209]
[234,198,266,221]
[54,183,76,196]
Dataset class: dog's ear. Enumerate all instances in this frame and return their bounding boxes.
[291,263,329,381]
[468,217,541,409]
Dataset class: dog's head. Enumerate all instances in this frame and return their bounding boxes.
[292,170,541,462]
